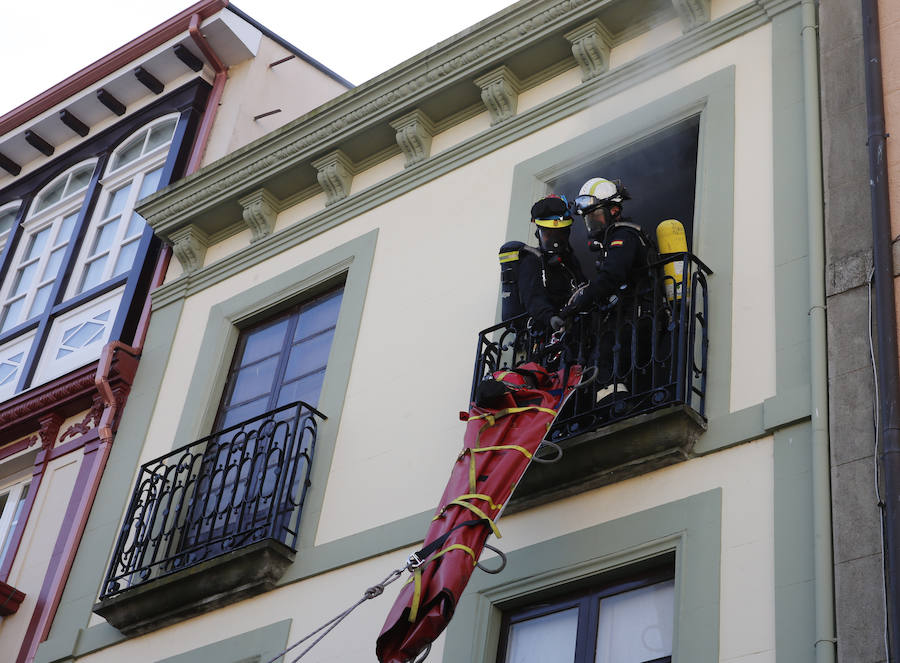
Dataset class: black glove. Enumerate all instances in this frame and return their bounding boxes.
[563,283,597,315]
[549,315,564,331]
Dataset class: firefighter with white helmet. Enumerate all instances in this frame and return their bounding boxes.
[565,177,651,313]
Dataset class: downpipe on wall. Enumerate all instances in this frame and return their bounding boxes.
[800,1,837,662]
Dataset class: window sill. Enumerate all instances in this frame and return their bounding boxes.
[93,538,294,636]
[505,405,706,514]
[0,579,25,616]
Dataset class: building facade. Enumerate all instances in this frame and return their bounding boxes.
[0,2,349,661]
[821,1,900,662]
[32,0,835,662]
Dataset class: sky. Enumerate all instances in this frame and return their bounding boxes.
[0,0,518,117]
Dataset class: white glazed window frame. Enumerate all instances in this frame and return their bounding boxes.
[69,115,177,297]
[0,162,96,333]
[0,201,21,253]
[0,476,31,569]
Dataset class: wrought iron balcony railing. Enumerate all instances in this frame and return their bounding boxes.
[472,253,711,443]
[100,401,323,600]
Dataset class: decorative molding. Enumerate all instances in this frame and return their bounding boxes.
[672,0,711,31]
[564,19,613,81]
[169,225,210,274]
[238,188,280,243]
[59,397,104,443]
[38,413,64,450]
[473,66,522,125]
[389,109,436,168]
[137,0,766,238]
[310,150,354,206]
[150,5,766,310]
[0,366,97,429]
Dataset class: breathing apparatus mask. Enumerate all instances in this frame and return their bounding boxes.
[530,195,574,257]
[572,178,630,250]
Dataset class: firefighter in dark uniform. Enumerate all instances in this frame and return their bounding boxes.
[517,195,585,331]
[564,177,652,401]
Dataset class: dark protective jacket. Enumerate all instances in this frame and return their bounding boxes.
[517,247,585,327]
[587,220,652,302]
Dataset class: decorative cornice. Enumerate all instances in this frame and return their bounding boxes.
[238,188,280,243]
[564,19,613,81]
[137,0,624,232]
[0,367,97,429]
[389,109,436,168]
[310,150,354,206]
[150,3,767,310]
[473,66,522,125]
[672,0,711,31]
[169,225,210,274]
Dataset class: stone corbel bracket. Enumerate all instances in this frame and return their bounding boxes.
[238,188,280,243]
[389,109,436,168]
[311,150,355,206]
[564,19,614,82]
[169,225,210,274]
[672,0,710,32]
[474,65,522,126]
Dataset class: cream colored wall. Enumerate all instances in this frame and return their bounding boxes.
[71,437,775,663]
[0,453,82,648]
[143,21,779,542]
[201,37,349,167]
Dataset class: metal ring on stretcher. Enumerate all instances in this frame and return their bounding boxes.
[574,365,598,389]
[531,440,563,463]
[476,543,508,574]
[412,643,431,663]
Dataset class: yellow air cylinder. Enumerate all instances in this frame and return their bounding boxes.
[656,219,687,301]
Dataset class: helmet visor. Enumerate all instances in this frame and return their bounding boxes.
[573,195,602,216]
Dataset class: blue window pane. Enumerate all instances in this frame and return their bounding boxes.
[125,211,145,238]
[104,183,132,219]
[294,288,343,341]
[276,370,326,408]
[25,227,51,261]
[29,284,52,318]
[284,329,335,382]
[62,320,104,349]
[12,262,37,296]
[1,299,24,332]
[113,240,139,276]
[44,247,67,280]
[241,319,290,366]
[80,258,107,292]
[58,212,79,242]
[92,218,120,255]
[229,356,279,407]
[220,397,269,430]
[138,168,164,200]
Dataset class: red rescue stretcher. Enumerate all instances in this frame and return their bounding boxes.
[376,362,582,663]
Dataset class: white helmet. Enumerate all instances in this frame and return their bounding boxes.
[573,177,630,215]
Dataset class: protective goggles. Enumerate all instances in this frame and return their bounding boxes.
[533,217,573,228]
[572,194,617,216]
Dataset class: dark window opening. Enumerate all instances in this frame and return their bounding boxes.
[548,115,700,275]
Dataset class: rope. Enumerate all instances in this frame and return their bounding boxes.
[263,565,407,663]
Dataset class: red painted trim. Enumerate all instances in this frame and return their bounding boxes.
[48,428,99,462]
[185,13,228,174]
[0,579,26,616]
[0,444,51,582]
[16,436,111,663]
[0,435,38,462]
[0,0,228,136]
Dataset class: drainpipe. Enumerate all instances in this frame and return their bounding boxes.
[800,2,837,663]
[861,0,900,658]
[186,12,228,174]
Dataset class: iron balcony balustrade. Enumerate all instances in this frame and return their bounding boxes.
[99,401,324,601]
[472,252,711,443]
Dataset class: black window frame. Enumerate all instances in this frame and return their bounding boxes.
[496,555,676,663]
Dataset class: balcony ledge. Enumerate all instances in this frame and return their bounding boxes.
[506,404,706,513]
[93,538,294,636]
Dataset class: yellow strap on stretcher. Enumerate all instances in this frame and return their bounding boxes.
[407,543,479,623]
